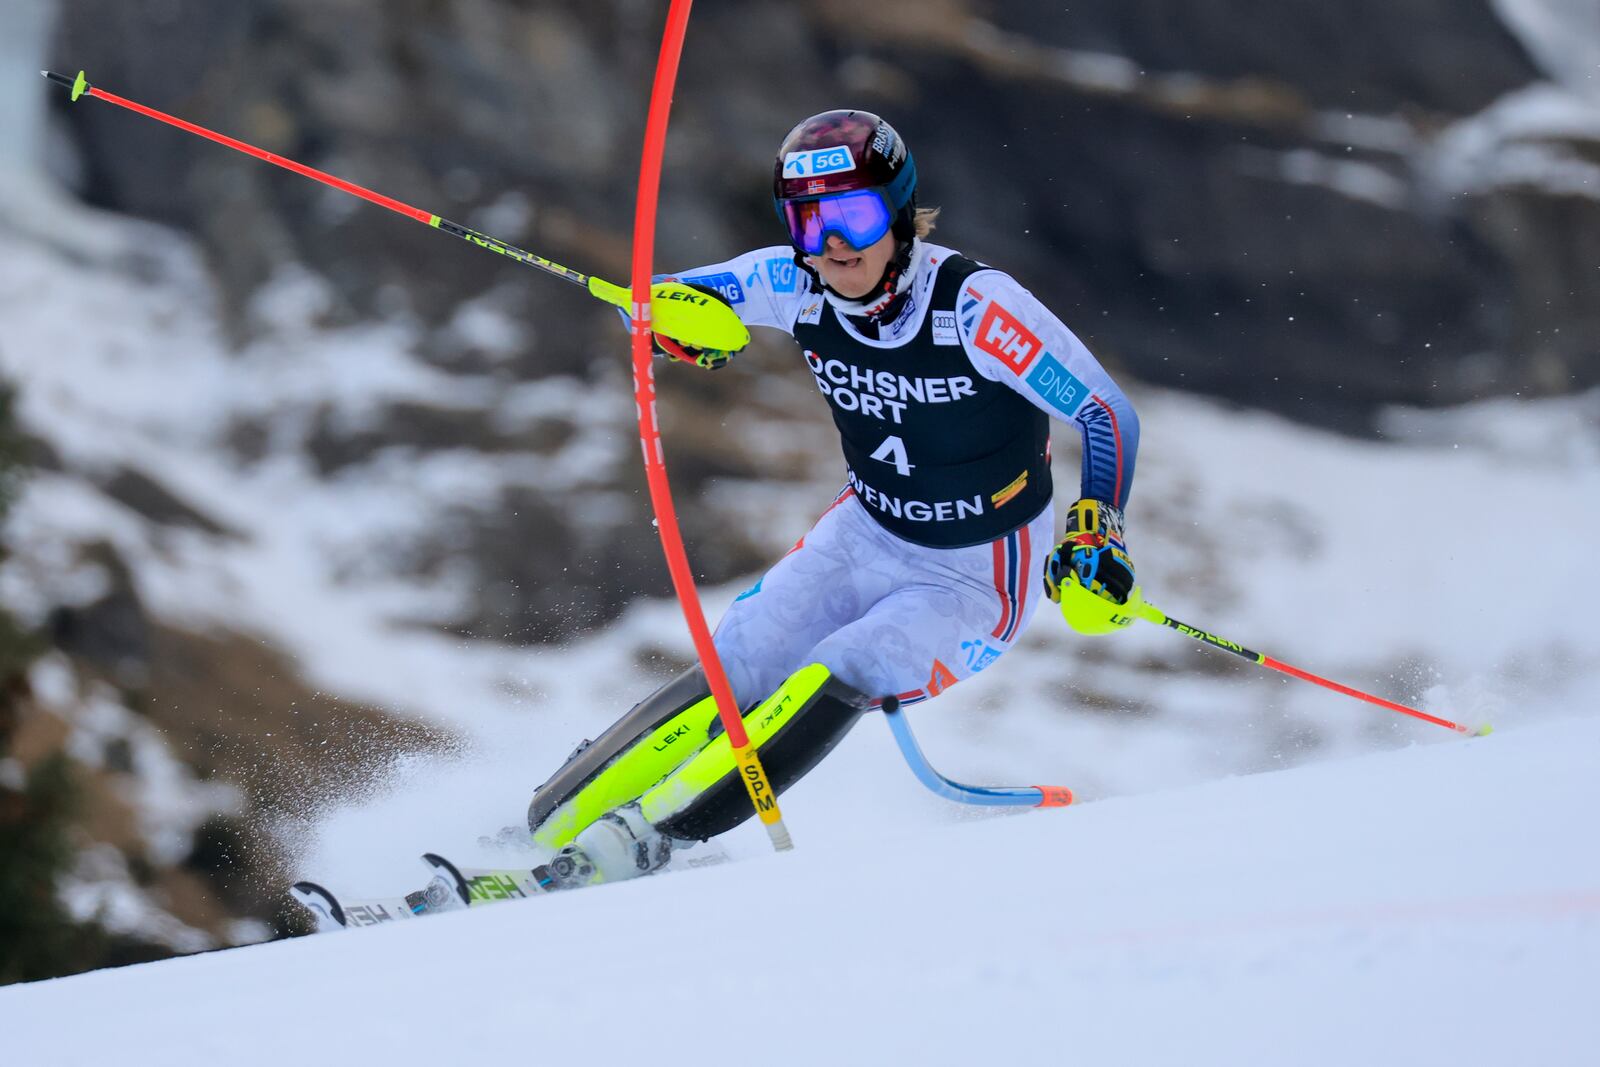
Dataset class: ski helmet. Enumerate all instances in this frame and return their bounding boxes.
[772,109,918,253]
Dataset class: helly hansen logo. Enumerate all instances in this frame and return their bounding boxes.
[976,303,1042,374]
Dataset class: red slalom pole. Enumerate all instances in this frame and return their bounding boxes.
[627,1,793,850]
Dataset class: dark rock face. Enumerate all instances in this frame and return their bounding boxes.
[46,542,151,688]
[1005,0,1538,114]
[52,0,1591,426]
[53,0,660,330]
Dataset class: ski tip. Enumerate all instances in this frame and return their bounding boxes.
[421,853,471,906]
[290,880,348,931]
[1476,723,1494,737]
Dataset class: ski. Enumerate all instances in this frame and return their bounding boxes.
[291,842,732,933]
[429,852,558,905]
[289,880,427,932]
[290,854,552,933]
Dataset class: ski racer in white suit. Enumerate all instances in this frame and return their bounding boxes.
[525,109,1140,887]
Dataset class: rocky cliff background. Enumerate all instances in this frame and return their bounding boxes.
[49,0,1597,420]
[0,0,1595,982]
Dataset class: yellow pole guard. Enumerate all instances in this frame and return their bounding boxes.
[1058,578,1146,635]
[588,277,751,352]
[734,743,794,850]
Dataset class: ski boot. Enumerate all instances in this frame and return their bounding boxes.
[543,804,673,891]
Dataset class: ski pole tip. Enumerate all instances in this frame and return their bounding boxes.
[1476,723,1494,737]
[1034,785,1075,808]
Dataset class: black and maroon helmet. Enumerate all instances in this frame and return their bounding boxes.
[772,109,918,252]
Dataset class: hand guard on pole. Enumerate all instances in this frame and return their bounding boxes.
[652,283,745,369]
[1044,497,1139,635]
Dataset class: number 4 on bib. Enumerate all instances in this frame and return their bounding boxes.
[870,435,914,476]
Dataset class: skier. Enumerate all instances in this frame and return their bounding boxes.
[527,109,1140,887]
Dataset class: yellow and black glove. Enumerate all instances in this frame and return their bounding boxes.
[1043,497,1135,606]
[652,332,740,370]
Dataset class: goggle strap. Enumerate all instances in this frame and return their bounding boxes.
[884,152,916,211]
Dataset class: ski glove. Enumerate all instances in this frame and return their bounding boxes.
[1044,497,1136,605]
[653,283,744,370]
[653,332,741,370]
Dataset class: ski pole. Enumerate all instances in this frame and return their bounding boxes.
[1131,597,1491,736]
[38,70,748,353]
[881,696,1075,808]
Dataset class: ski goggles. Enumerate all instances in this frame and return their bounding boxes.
[780,188,895,255]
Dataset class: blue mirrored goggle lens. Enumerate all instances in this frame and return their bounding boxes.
[781,189,894,254]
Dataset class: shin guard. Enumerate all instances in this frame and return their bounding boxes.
[528,667,719,849]
[646,665,872,842]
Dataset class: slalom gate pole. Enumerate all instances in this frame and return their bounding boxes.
[882,697,1075,808]
[37,70,747,351]
[628,0,793,851]
[1132,598,1491,736]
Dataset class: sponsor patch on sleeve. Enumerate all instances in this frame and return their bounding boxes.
[681,271,745,305]
[974,302,1043,374]
[765,256,798,294]
[1025,353,1089,418]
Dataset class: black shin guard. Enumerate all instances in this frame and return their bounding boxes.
[655,673,872,842]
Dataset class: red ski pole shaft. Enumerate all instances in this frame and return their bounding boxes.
[39,70,751,358]
[41,69,592,288]
[1134,599,1490,736]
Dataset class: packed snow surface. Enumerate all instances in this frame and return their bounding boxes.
[4,712,1597,1065]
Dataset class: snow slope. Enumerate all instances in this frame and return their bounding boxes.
[4,712,1596,1066]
